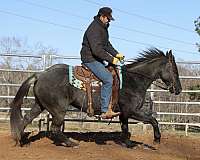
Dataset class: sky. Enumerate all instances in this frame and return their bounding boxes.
[0,0,200,65]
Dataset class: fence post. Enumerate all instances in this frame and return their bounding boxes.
[7,85,10,113]
[185,124,188,136]
[42,54,46,70]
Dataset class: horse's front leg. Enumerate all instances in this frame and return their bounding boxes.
[131,111,161,143]
[119,114,136,148]
[150,116,161,143]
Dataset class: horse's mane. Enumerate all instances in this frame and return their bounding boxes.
[126,48,166,67]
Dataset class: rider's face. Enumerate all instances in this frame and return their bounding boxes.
[100,16,110,25]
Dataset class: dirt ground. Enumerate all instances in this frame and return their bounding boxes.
[0,124,200,160]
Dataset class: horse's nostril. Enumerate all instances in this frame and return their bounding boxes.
[175,89,181,95]
[169,86,174,93]
[175,91,180,95]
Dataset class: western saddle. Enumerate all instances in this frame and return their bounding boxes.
[74,64,120,117]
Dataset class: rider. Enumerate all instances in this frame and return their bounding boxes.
[80,7,124,119]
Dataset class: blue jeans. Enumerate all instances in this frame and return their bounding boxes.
[84,61,113,113]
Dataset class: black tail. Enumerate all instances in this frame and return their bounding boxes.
[10,74,37,144]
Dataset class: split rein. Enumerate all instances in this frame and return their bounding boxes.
[120,67,168,90]
[114,62,169,90]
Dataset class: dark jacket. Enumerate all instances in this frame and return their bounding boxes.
[80,16,118,63]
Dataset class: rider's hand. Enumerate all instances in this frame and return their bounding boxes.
[112,57,119,64]
[116,53,125,61]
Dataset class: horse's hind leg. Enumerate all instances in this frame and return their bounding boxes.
[49,110,78,147]
[20,102,44,145]
[131,111,161,143]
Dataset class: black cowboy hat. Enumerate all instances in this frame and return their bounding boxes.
[98,7,115,21]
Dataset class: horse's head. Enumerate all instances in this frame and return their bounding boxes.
[159,50,182,95]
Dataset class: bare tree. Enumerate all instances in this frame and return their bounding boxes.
[194,16,200,52]
[0,36,58,108]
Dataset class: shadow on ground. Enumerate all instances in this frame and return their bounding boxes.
[21,131,156,150]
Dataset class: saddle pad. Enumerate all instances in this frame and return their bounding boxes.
[68,65,101,90]
[68,65,123,90]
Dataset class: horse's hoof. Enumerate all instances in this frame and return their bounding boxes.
[19,138,30,147]
[123,139,137,148]
[65,140,79,147]
[87,112,94,117]
[153,138,160,144]
[19,133,30,147]
[120,132,131,140]
[54,139,79,147]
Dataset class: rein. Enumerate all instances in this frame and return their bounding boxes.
[124,68,168,90]
[117,61,169,90]
[152,81,168,90]
[119,50,176,91]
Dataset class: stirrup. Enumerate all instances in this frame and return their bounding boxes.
[100,111,121,119]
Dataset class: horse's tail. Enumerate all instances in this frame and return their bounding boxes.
[10,73,37,143]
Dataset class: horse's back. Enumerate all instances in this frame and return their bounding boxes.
[33,63,73,110]
[45,64,68,71]
[34,64,70,95]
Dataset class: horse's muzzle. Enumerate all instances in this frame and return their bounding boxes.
[175,87,182,95]
[171,84,182,95]
[169,86,174,94]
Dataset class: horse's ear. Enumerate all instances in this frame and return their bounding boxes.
[166,49,173,60]
[169,49,172,55]
[168,49,173,62]
[166,51,169,57]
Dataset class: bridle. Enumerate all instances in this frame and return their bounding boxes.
[118,56,176,91]
[167,54,177,92]
[121,67,169,90]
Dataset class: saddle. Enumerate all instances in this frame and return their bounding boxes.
[74,64,120,117]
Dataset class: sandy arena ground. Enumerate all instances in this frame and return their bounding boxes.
[0,121,199,160]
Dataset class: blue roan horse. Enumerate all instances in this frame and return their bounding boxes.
[10,48,182,148]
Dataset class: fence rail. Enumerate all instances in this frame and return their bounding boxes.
[1,54,200,135]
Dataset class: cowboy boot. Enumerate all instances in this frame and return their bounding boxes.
[100,99,120,119]
[100,110,121,119]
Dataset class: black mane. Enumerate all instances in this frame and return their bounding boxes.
[127,48,166,67]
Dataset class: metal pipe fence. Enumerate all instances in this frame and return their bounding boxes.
[0,54,200,135]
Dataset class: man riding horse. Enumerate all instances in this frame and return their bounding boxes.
[10,7,182,148]
[80,7,124,119]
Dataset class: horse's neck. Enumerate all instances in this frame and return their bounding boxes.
[124,60,161,91]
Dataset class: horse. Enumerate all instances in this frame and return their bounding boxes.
[10,48,182,148]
